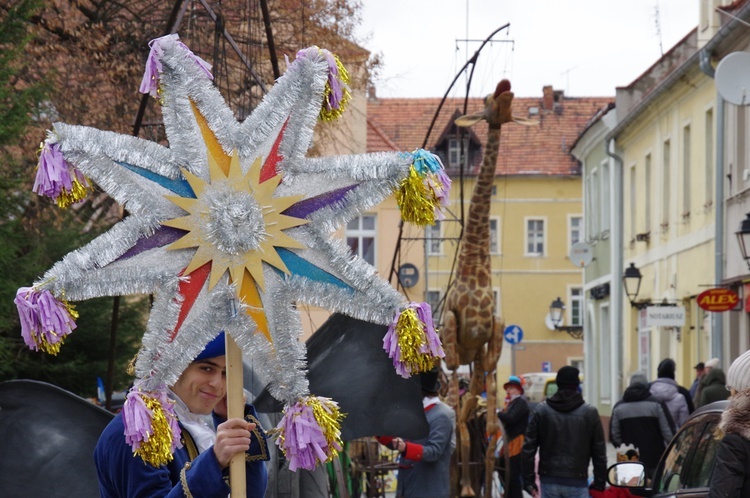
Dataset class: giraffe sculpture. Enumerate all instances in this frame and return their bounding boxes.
[441,79,531,497]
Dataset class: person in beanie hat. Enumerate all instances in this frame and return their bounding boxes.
[650,358,691,428]
[694,358,719,405]
[689,362,705,400]
[697,364,729,408]
[522,366,607,498]
[708,350,750,498]
[378,366,455,498]
[94,332,269,498]
[498,375,530,498]
[610,372,674,478]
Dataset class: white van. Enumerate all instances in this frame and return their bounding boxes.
[520,371,584,407]
[520,372,558,404]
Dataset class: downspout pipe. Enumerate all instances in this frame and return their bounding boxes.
[606,140,624,392]
[699,47,725,364]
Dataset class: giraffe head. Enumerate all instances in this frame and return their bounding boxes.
[455,79,536,128]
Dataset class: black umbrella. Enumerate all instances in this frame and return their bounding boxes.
[0,379,114,497]
[254,313,429,441]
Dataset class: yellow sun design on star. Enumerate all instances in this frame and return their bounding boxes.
[160,113,308,343]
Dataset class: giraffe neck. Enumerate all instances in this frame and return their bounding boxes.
[457,126,501,273]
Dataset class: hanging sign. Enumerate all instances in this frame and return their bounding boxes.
[638,306,686,328]
[697,288,739,312]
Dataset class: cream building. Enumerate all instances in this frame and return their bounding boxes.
[366,87,610,386]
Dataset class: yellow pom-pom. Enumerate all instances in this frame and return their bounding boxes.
[135,396,175,467]
[397,166,437,227]
[308,397,345,462]
[395,307,435,374]
[319,54,351,122]
[56,178,91,208]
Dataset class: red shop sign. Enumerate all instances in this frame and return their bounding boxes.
[697,288,739,312]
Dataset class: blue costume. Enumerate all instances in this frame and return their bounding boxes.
[94,405,269,498]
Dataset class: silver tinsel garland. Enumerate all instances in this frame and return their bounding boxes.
[28,37,421,406]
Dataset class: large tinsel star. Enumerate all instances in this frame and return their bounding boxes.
[17,36,447,468]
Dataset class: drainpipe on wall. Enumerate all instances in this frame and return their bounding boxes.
[606,139,624,392]
[699,48,725,364]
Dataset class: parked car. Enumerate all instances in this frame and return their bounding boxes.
[607,399,729,497]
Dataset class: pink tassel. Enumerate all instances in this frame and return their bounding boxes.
[294,47,351,121]
[33,142,89,206]
[140,34,213,97]
[14,287,77,355]
[383,302,444,378]
[122,384,181,466]
[275,397,343,471]
[414,302,445,359]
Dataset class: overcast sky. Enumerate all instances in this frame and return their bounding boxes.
[356,0,700,99]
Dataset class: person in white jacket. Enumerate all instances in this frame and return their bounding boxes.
[649,358,689,428]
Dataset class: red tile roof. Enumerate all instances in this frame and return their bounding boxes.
[367,93,613,176]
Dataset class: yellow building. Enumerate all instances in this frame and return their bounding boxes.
[366,87,611,384]
[609,26,717,389]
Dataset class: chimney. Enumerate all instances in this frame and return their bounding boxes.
[367,84,377,101]
[542,85,554,111]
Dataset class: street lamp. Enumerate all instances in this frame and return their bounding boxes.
[548,297,583,339]
[736,212,750,270]
[623,263,643,307]
[549,297,565,327]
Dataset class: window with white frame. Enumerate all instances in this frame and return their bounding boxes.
[525,218,545,256]
[448,138,460,167]
[645,154,652,232]
[740,108,748,191]
[600,161,610,231]
[447,137,468,168]
[588,168,600,237]
[570,287,583,326]
[662,139,671,226]
[346,214,376,265]
[425,289,442,316]
[425,220,442,255]
[598,303,611,401]
[683,124,691,217]
[569,216,583,247]
[629,164,637,240]
[705,108,714,206]
[489,218,500,254]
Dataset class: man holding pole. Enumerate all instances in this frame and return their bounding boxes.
[94,332,269,497]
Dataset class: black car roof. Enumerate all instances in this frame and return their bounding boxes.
[689,399,729,418]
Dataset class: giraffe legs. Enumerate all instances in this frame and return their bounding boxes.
[442,309,459,371]
[483,315,505,498]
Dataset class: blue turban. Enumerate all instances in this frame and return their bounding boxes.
[194,331,226,361]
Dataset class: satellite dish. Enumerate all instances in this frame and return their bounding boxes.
[569,242,593,267]
[716,52,750,106]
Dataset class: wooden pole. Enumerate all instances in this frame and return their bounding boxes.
[226,333,246,497]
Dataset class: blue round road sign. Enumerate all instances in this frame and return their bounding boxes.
[504,325,523,345]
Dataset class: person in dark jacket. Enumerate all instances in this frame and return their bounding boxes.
[689,362,705,400]
[498,375,530,498]
[697,366,729,408]
[522,366,607,498]
[708,350,750,498]
[610,372,674,478]
[694,357,719,405]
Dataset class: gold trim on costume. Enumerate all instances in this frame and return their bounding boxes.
[180,461,194,498]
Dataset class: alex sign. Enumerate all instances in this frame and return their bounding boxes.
[638,306,686,329]
[697,288,739,312]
